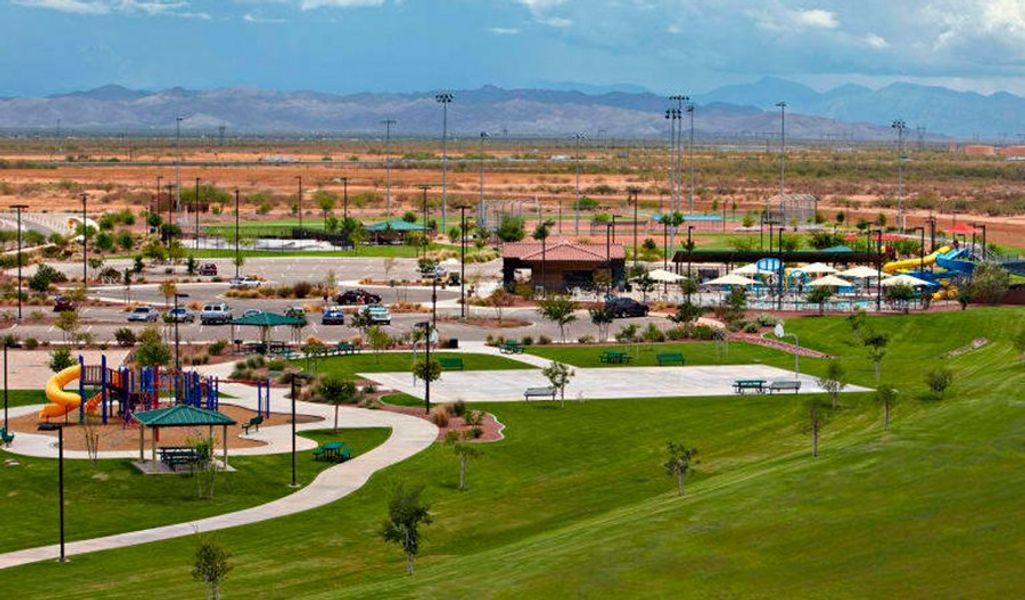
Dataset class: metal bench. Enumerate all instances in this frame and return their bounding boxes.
[733,379,767,395]
[656,352,685,366]
[242,415,264,434]
[524,386,557,401]
[439,357,464,370]
[0,427,14,446]
[769,380,802,394]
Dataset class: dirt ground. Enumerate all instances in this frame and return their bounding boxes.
[10,404,323,452]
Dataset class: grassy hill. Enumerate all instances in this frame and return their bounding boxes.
[2,308,1024,598]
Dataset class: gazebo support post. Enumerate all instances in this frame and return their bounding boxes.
[139,426,144,462]
[151,426,157,464]
[222,424,229,469]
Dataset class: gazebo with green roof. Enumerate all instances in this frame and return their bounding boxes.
[134,404,238,467]
[364,219,429,244]
[231,311,306,349]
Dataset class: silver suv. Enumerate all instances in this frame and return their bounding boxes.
[200,303,233,325]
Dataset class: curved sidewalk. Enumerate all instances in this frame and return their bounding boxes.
[0,383,437,569]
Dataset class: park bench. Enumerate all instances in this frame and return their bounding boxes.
[733,379,767,395]
[158,446,204,471]
[439,357,464,370]
[336,342,361,355]
[598,350,633,364]
[769,380,802,394]
[242,415,264,434]
[499,340,523,354]
[524,386,557,401]
[656,352,686,366]
[0,427,14,446]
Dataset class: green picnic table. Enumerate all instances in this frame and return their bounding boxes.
[499,340,523,354]
[599,350,632,364]
[313,441,352,462]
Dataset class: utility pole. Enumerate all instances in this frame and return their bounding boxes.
[234,188,241,278]
[11,204,27,320]
[776,101,787,224]
[892,119,907,233]
[381,119,396,215]
[435,93,454,231]
[574,132,584,235]
[175,115,184,213]
[479,131,489,229]
[686,103,695,213]
[79,193,88,291]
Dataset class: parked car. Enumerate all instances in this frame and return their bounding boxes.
[355,304,391,326]
[128,306,161,322]
[164,307,195,323]
[198,263,218,276]
[242,308,263,319]
[604,297,650,318]
[284,306,307,322]
[229,276,262,289]
[321,306,347,325]
[200,303,233,325]
[336,288,382,305]
[53,295,78,312]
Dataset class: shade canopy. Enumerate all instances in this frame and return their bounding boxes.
[364,219,429,232]
[231,312,305,327]
[134,404,236,428]
[705,273,757,286]
[948,223,978,234]
[643,268,685,283]
[808,275,854,288]
[880,274,932,287]
[839,266,882,279]
[801,262,838,274]
[732,263,760,275]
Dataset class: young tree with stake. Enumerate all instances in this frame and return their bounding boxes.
[876,384,898,431]
[536,295,578,343]
[541,360,575,405]
[663,442,698,496]
[817,359,848,409]
[380,484,433,576]
[445,430,483,491]
[191,534,233,600]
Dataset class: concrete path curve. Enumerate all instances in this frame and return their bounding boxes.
[0,382,437,569]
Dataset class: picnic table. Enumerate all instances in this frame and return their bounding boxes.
[158,446,205,471]
[499,340,524,354]
[733,379,767,395]
[313,441,352,462]
[439,357,464,370]
[598,350,632,364]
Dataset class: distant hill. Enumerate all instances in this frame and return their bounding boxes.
[0,82,958,140]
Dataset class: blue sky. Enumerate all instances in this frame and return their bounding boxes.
[3,0,1025,96]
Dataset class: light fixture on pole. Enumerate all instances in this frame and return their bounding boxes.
[479,131,489,229]
[460,205,467,319]
[289,372,312,488]
[175,115,184,213]
[79,193,88,291]
[664,107,678,214]
[773,323,800,381]
[194,177,201,250]
[234,188,241,279]
[418,184,431,259]
[381,119,396,215]
[37,422,66,562]
[435,92,454,232]
[11,203,28,320]
[685,103,696,213]
[776,101,787,224]
[173,293,189,373]
[892,119,907,233]
[573,132,585,235]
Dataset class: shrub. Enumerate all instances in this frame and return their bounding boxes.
[468,426,484,439]
[293,281,314,299]
[520,336,534,346]
[49,348,74,372]
[113,327,137,346]
[925,367,954,399]
[537,335,552,345]
[266,359,286,372]
[363,383,378,394]
[430,411,450,428]
[23,337,38,350]
[208,339,228,355]
[447,399,467,417]
[464,409,484,427]
[245,356,266,369]
[577,335,594,344]
[755,313,781,327]
[743,321,761,333]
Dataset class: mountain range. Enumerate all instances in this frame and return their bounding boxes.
[0,78,1020,140]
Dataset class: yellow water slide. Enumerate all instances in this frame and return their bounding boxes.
[39,365,102,419]
[883,245,952,274]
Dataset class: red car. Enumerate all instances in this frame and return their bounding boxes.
[53,295,78,312]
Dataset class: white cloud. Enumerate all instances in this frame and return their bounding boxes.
[862,33,889,49]
[516,0,566,9]
[243,10,286,23]
[488,26,520,35]
[536,15,572,27]
[298,0,384,8]
[795,9,838,29]
[13,0,110,14]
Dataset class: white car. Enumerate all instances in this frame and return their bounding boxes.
[200,303,233,325]
[127,306,160,322]
[229,276,262,289]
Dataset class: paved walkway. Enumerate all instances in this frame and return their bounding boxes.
[0,382,437,569]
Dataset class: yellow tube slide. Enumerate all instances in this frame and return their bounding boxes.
[40,365,102,419]
[883,245,951,274]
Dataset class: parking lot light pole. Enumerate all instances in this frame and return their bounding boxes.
[289,373,312,488]
[79,193,88,291]
[194,177,201,250]
[295,175,303,230]
[460,206,467,319]
[875,229,884,312]
[234,188,241,279]
[3,340,8,432]
[381,119,396,214]
[37,422,65,562]
[11,204,28,319]
[174,293,189,372]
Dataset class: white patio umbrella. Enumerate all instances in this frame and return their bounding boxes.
[880,274,931,288]
[705,273,757,287]
[732,263,760,276]
[801,262,838,275]
[644,268,685,283]
[808,275,854,288]
[839,265,882,279]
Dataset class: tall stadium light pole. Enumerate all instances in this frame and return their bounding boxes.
[664,109,677,215]
[155,175,162,218]
[79,193,88,291]
[479,131,489,229]
[11,204,27,320]
[892,119,907,233]
[194,177,200,250]
[460,205,467,319]
[295,175,303,230]
[686,103,696,213]
[670,95,688,213]
[175,116,183,213]
[338,176,350,221]
[435,93,454,232]
[574,133,585,235]
[776,101,787,224]
[234,188,241,279]
[382,119,396,215]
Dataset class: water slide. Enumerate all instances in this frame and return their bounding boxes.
[883,245,952,274]
[935,247,975,274]
[40,365,103,419]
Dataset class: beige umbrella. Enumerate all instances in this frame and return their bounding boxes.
[705,273,757,287]
[801,262,838,275]
[643,268,685,283]
[732,263,760,276]
[839,265,882,279]
[881,274,931,288]
[809,275,854,288]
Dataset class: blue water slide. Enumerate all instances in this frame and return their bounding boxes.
[936,247,975,274]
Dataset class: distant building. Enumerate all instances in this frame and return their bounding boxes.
[764,193,818,226]
[1000,145,1025,158]
[963,145,996,156]
[502,241,625,291]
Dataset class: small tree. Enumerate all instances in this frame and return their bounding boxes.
[634,272,656,302]
[589,306,613,342]
[863,330,889,383]
[805,397,832,457]
[191,534,233,600]
[135,326,172,367]
[817,359,847,409]
[876,384,898,431]
[412,358,442,387]
[367,325,392,362]
[380,484,433,576]
[805,286,833,315]
[715,286,747,326]
[160,279,178,307]
[847,309,867,343]
[663,442,698,496]
[668,299,704,325]
[55,310,80,344]
[317,375,363,431]
[383,257,397,282]
[967,262,1010,305]
[49,348,74,373]
[541,360,575,405]
[885,283,916,314]
[445,430,483,491]
[536,295,577,343]
[925,367,953,400]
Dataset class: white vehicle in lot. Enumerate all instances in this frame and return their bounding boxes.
[200,303,233,325]
[356,304,392,326]
[229,276,262,289]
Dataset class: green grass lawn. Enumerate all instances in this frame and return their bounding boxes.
[0,427,390,554]
[3,390,48,408]
[294,351,534,380]
[3,309,1025,597]
[525,340,810,370]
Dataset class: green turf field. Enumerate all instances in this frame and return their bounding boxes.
[291,351,534,379]
[3,309,1025,597]
[526,340,811,370]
